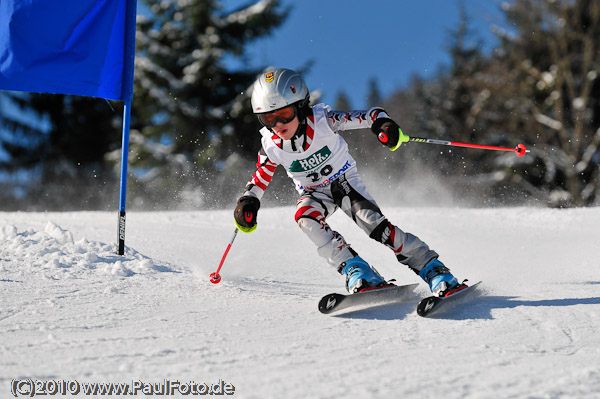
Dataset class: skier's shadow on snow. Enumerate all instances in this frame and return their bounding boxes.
[458,295,600,320]
[332,289,600,321]
[331,301,418,320]
[420,294,600,321]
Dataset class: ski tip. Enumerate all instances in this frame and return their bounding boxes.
[416,297,439,317]
[318,293,344,314]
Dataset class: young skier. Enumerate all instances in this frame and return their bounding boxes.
[233,68,460,296]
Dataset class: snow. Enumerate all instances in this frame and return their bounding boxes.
[1,206,600,398]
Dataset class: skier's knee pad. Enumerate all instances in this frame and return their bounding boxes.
[369,219,395,246]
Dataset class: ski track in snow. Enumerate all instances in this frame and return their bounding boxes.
[1,207,599,399]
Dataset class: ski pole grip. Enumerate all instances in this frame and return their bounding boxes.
[390,128,410,151]
[399,129,410,144]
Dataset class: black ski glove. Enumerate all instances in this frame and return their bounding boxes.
[371,118,403,151]
[234,196,260,233]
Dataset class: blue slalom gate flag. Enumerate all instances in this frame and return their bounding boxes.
[0,0,138,254]
[0,0,135,101]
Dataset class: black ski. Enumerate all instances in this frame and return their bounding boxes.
[416,281,482,317]
[318,283,419,315]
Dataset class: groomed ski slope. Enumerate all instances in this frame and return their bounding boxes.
[1,206,599,399]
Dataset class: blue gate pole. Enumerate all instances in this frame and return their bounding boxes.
[117,100,132,255]
[117,0,138,255]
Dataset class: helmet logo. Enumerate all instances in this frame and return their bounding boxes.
[290,84,296,94]
[265,72,274,82]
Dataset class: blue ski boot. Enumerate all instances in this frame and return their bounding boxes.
[419,258,459,297]
[340,255,386,293]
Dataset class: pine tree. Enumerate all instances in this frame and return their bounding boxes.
[128,0,289,209]
[0,91,48,172]
[0,90,121,210]
[366,77,382,107]
[0,91,48,209]
[334,91,352,110]
[408,3,491,179]
[491,0,600,206]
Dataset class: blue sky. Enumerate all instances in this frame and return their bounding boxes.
[223,0,506,109]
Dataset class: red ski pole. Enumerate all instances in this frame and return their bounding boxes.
[397,130,528,157]
[210,228,239,284]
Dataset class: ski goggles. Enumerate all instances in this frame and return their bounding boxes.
[257,105,297,128]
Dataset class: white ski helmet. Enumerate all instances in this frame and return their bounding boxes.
[251,68,309,114]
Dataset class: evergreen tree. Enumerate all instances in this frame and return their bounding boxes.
[366,77,382,107]
[334,90,352,110]
[407,3,492,182]
[0,91,48,209]
[0,91,48,172]
[0,90,121,210]
[404,0,600,206]
[490,0,600,206]
[129,0,289,209]
[443,4,486,144]
[29,94,122,210]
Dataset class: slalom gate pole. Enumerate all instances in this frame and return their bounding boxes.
[116,0,137,256]
[398,130,528,157]
[210,228,239,284]
[117,100,132,255]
